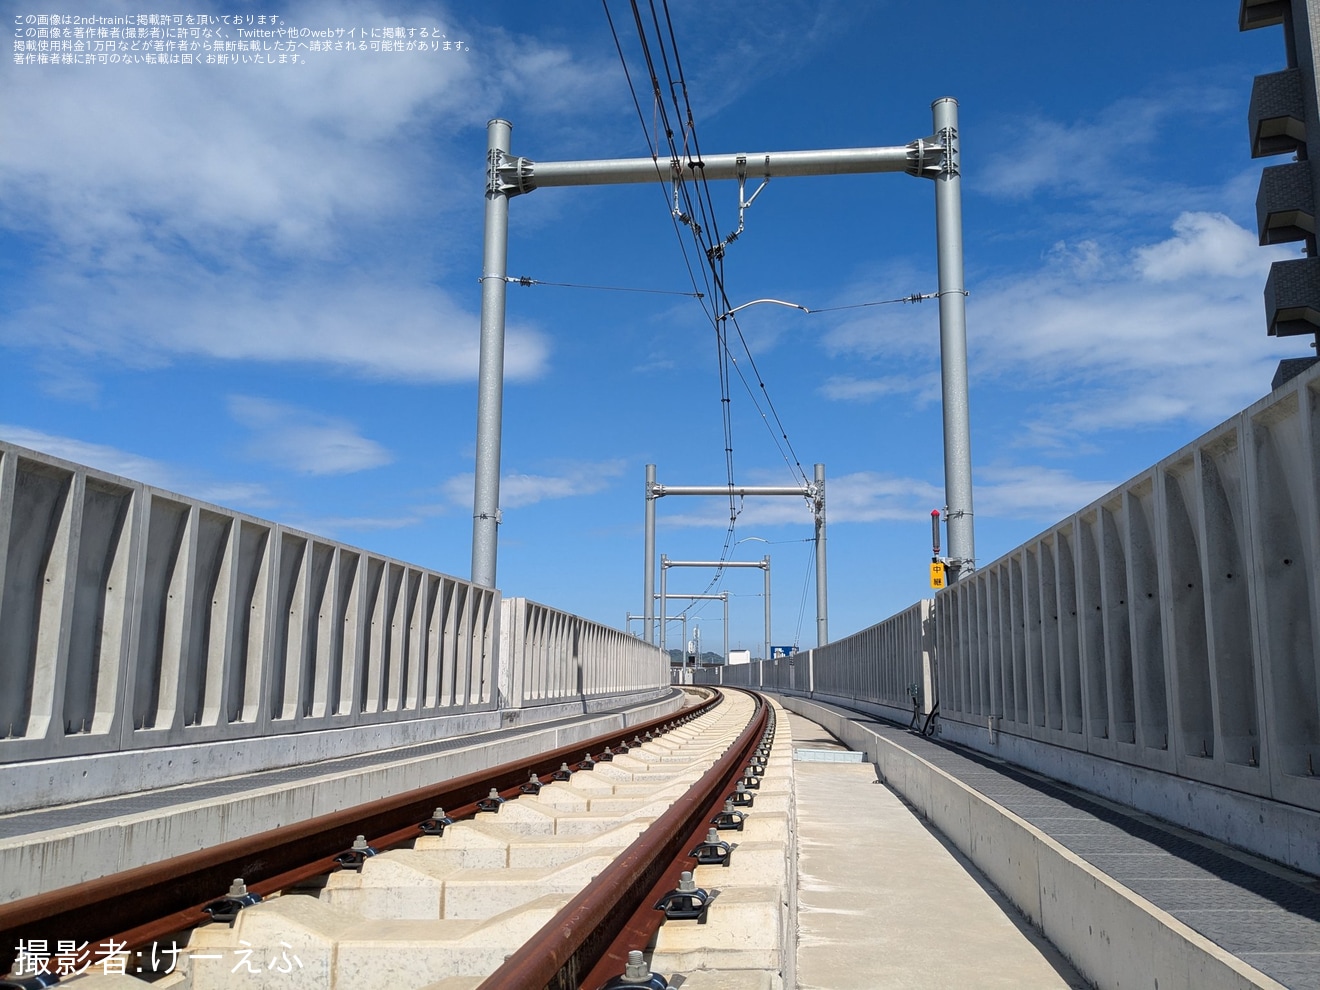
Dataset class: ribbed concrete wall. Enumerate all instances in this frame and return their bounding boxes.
[500,596,670,708]
[0,441,668,770]
[694,601,933,721]
[939,361,1320,817]
[697,363,1320,868]
[806,600,933,713]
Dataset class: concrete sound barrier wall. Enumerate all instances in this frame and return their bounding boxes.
[499,596,670,710]
[697,365,1320,873]
[0,440,670,809]
[937,361,1320,819]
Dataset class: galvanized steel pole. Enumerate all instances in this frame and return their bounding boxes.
[931,98,976,578]
[763,554,772,662]
[652,484,807,497]
[723,592,729,663]
[661,560,771,570]
[471,119,513,588]
[659,554,668,656]
[814,463,829,645]
[644,464,656,644]
[525,146,911,187]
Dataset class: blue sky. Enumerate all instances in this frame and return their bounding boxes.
[0,1,1304,654]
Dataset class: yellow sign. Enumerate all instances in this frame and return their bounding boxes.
[929,561,946,589]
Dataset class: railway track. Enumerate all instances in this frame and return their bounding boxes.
[1,687,788,990]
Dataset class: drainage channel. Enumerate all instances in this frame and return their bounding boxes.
[1,688,789,990]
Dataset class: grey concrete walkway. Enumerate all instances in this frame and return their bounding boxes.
[794,701,1320,990]
[788,712,1087,989]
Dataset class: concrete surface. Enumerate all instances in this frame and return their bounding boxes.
[169,693,758,990]
[780,696,1299,990]
[0,689,687,901]
[649,698,793,990]
[788,711,1086,990]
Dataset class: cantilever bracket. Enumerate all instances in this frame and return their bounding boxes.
[488,150,537,197]
[713,154,773,255]
[905,129,957,181]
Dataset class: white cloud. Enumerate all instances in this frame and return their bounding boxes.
[3,274,549,383]
[0,2,616,385]
[441,459,627,510]
[973,464,1116,522]
[826,472,945,523]
[981,89,1237,205]
[733,464,1115,552]
[983,96,1167,200]
[0,425,272,507]
[608,1,853,126]
[228,396,392,476]
[0,3,622,260]
[819,299,942,365]
[966,212,1295,434]
[1044,239,1106,279]
[819,372,941,405]
[657,463,1121,534]
[1134,212,1264,281]
[661,471,944,529]
[822,212,1297,440]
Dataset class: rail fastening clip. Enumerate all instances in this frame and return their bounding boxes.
[419,807,454,837]
[654,870,714,923]
[690,827,734,867]
[711,798,747,831]
[598,949,677,989]
[334,835,377,872]
[203,876,262,925]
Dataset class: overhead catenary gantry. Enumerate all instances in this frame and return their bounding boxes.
[659,556,771,662]
[651,591,730,666]
[471,103,975,600]
[645,462,823,648]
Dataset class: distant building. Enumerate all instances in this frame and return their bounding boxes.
[727,649,752,666]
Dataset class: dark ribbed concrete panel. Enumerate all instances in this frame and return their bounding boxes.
[1240,0,1289,30]
[1249,69,1307,157]
[1258,159,1316,243]
[1265,256,1320,335]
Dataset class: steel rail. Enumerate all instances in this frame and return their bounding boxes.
[478,689,769,990]
[0,689,719,979]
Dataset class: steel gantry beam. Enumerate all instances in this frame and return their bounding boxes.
[660,557,770,662]
[643,464,826,648]
[472,104,975,588]
[653,591,729,666]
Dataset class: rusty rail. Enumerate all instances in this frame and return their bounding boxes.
[0,690,718,978]
[478,689,769,990]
